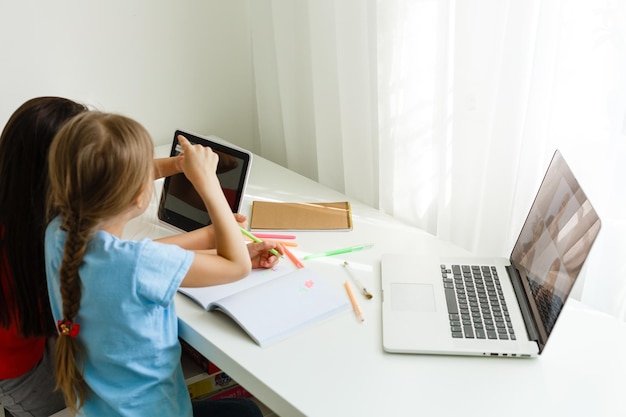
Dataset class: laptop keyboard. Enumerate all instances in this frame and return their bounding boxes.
[442,264,516,340]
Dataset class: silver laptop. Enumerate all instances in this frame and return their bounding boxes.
[381,150,601,357]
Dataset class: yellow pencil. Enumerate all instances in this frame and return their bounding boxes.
[344,280,364,323]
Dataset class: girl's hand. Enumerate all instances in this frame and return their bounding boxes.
[247,241,283,269]
[177,135,219,190]
[233,213,248,230]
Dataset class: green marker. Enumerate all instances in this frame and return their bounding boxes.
[303,243,374,260]
[240,227,282,257]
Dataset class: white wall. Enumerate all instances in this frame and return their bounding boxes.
[0,0,255,149]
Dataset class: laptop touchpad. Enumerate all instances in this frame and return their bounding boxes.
[391,283,436,312]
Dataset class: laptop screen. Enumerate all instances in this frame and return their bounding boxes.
[510,150,601,343]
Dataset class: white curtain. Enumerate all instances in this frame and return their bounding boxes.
[248,0,626,320]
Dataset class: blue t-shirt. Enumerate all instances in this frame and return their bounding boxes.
[45,216,194,417]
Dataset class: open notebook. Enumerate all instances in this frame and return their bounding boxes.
[178,264,350,347]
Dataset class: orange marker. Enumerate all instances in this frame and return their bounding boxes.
[283,245,304,269]
[272,240,298,247]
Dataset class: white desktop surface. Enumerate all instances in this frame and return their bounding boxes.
[126,145,626,417]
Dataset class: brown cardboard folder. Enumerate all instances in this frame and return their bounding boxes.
[249,201,353,231]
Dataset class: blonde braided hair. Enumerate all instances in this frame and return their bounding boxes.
[47,111,153,412]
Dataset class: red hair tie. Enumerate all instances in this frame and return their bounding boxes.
[57,319,80,338]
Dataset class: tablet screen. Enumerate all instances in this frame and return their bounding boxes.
[157,130,252,231]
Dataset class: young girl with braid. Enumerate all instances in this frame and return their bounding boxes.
[0,96,201,416]
[45,112,277,416]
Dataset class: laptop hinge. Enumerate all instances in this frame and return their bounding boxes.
[507,265,540,345]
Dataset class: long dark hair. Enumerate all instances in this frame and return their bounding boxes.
[0,97,87,337]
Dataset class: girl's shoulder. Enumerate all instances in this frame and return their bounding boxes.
[96,233,190,265]
[94,233,156,254]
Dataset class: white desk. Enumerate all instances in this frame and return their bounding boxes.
[127,146,626,417]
